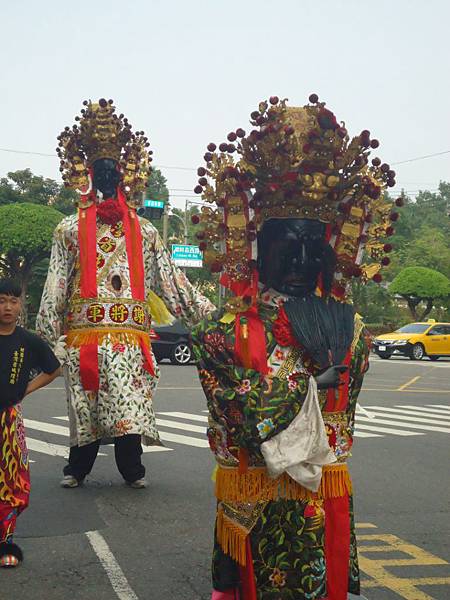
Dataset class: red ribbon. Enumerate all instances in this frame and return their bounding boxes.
[324,494,351,600]
[225,269,268,375]
[120,189,146,301]
[78,200,97,298]
[79,342,99,391]
[272,306,300,348]
[234,306,269,375]
[140,338,155,377]
[238,537,258,599]
[325,350,351,412]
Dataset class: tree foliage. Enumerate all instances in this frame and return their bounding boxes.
[353,182,450,323]
[0,168,77,215]
[0,202,64,322]
[389,266,450,320]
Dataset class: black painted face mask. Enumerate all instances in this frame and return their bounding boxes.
[92,158,121,199]
[257,218,333,297]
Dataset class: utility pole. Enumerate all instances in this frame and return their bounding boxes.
[184,198,188,245]
[163,204,169,245]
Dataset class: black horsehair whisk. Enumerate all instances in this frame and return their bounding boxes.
[283,295,355,369]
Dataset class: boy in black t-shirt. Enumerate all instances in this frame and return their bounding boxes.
[0,279,60,568]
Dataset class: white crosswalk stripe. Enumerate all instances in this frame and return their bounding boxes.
[399,405,450,415]
[364,406,450,421]
[355,403,450,437]
[23,401,450,459]
[23,412,208,458]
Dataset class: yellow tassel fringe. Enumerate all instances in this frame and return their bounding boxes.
[67,328,150,348]
[215,464,352,566]
[215,463,352,504]
[216,509,248,566]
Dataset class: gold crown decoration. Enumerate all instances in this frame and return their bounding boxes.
[56,98,152,198]
[192,94,403,300]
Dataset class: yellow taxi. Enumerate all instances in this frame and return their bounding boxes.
[372,320,450,361]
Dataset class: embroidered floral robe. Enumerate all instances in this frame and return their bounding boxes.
[37,213,214,447]
[191,291,369,600]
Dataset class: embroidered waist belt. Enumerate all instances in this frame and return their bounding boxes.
[67,297,149,332]
[65,298,155,390]
[215,463,352,504]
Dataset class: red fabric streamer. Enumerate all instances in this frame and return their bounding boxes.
[79,343,99,391]
[238,537,257,600]
[78,201,97,299]
[272,307,300,348]
[324,494,351,600]
[220,269,269,376]
[235,306,269,375]
[325,350,351,412]
[120,189,145,301]
[140,338,155,377]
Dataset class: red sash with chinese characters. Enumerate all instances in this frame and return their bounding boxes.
[78,188,154,391]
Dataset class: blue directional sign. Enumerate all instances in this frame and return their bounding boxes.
[171,244,203,268]
[144,199,165,209]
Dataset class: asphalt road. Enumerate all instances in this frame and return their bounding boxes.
[2,355,449,600]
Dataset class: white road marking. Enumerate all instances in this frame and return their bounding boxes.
[159,431,209,448]
[398,405,450,415]
[40,387,66,390]
[54,415,204,449]
[426,404,450,410]
[157,386,202,390]
[86,530,139,600]
[369,358,450,368]
[354,431,382,438]
[27,437,70,458]
[25,418,69,436]
[355,424,423,436]
[156,418,206,434]
[158,411,208,423]
[142,445,173,453]
[357,409,449,426]
[356,415,450,433]
[365,406,450,421]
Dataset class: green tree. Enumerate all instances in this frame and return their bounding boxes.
[143,168,171,238]
[352,182,450,324]
[387,182,450,279]
[351,280,400,325]
[0,203,64,324]
[389,266,450,320]
[0,168,77,215]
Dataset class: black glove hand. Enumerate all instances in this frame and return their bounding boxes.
[315,365,348,389]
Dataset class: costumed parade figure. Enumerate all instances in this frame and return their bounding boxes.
[191,94,402,599]
[37,98,214,488]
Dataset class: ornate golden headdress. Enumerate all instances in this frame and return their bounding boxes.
[57,98,152,198]
[192,94,403,302]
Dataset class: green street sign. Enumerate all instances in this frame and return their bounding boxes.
[144,199,165,209]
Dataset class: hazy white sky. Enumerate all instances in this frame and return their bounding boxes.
[1,0,449,208]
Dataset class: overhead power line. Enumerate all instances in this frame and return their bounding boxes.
[1,146,449,172]
[0,148,196,171]
[391,150,450,165]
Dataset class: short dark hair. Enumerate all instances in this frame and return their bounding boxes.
[0,279,22,297]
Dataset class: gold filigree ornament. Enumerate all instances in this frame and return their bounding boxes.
[56,98,152,203]
[192,94,404,300]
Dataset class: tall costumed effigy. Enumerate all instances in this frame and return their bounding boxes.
[37,99,214,487]
[191,94,402,599]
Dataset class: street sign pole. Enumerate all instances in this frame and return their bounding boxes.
[163,204,169,245]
